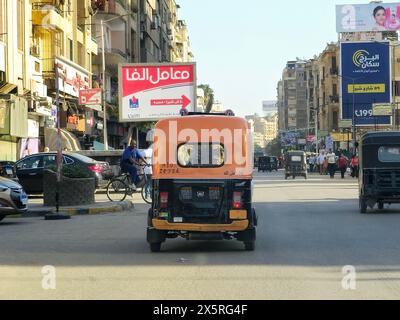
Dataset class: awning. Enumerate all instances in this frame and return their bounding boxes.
[44,127,82,151]
[0,83,17,94]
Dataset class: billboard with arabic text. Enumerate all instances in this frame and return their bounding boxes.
[340,41,392,126]
[119,63,196,122]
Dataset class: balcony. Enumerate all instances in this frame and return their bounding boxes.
[32,2,64,30]
[92,0,127,18]
[93,48,128,73]
[330,95,339,104]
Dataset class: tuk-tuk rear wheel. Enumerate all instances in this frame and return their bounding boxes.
[244,241,255,251]
[150,243,162,253]
[378,202,384,210]
[359,198,368,214]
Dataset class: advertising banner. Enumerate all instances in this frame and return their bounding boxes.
[79,88,102,106]
[119,63,196,122]
[340,41,391,126]
[55,58,90,98]
[337,3,400,33]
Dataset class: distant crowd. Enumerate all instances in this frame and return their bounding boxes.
[307,151,359,179]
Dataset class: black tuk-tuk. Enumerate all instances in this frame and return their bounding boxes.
[285,151,307,180]
[258,156,269,172]
[258,156,279,172]
[270,157,278,171]
[359,132,400,214]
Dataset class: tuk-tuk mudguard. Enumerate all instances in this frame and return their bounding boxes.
[236,228,256,242]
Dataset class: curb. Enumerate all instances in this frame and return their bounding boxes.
[9,201,134,219]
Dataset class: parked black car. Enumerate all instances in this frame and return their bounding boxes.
[15,153,113,194]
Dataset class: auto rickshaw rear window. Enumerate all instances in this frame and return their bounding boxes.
[378,147,400,163]
[177,143,225,168]
[291,156,302,162]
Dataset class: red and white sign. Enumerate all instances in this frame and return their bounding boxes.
[55,57,90,98]
[119,63,196,122]
[79,88,102,105]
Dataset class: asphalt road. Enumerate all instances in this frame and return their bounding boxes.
[1,171,400,300]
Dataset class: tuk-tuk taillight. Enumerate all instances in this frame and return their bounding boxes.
[233,192,243,209]
[160,192,169,208]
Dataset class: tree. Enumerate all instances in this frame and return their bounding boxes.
[198,84,214,113]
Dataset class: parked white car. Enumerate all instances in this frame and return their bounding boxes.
[0,177,28,222]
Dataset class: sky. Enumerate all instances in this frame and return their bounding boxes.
[177,0,397,117]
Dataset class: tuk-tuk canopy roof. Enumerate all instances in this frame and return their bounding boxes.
[153,115,253,180]
[362,132,400,145]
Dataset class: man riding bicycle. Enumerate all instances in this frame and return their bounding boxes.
[120,140,147,191]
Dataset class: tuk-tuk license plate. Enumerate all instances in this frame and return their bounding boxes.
[6,168,13,175]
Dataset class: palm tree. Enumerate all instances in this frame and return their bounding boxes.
[198,84,214,113]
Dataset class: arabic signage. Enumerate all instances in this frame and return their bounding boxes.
[339,119,353,128]
[79,88,102,106]
[55,58,90,98]
[372,103,393,116]
[340,41,392,126]
[119,63,196,122]
[337,3,400,33]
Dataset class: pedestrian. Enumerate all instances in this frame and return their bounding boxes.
[318,151,326,175]
[309,154,315,173]
[338,154,348,179]
[142,140,153,199]
[326,149,337,179]
[350,155,359,179]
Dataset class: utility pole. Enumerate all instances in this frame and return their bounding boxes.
[101,20,108,151]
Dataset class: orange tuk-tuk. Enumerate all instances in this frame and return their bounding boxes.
[147,111,257,252]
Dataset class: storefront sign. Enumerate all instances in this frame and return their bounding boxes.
[372,103,393,116]
[55,58,90,98]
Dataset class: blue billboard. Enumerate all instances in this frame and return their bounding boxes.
[340,41,392,126]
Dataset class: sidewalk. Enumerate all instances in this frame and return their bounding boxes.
[10,193,135,218]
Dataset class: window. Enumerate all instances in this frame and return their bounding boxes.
[177,143,225,168]
[17,0,24,51]
[54,31,64,57]
[68,39,73,61]
[378,147,400,163]
[63,156,74,165]
[333,84,338,96]
[43,155,57,168]
[17,156,43,170]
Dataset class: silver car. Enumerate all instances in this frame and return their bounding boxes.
[0,177,28,222]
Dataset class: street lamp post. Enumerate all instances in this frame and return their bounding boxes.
[337,74,363,155]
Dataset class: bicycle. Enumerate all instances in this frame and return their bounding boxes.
[106,164,152,204]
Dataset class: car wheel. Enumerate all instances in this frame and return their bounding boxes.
[378,202,384,210]
[359,198,368,214]
[150,243,162,253]
[0,214,5,222]
[244,241,255,251]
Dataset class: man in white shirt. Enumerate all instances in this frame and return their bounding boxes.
[326,149,337,179]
